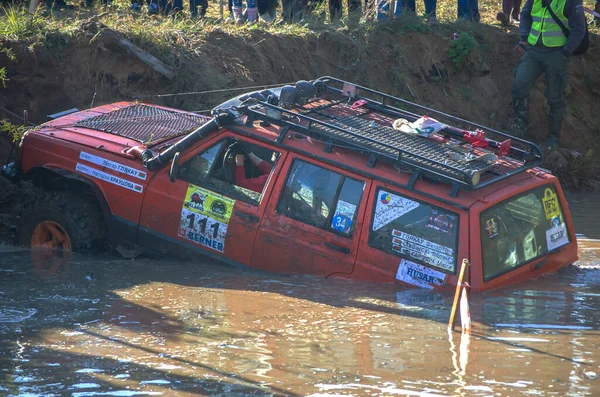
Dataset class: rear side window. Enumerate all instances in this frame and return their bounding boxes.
[368,188,459,273]
[277,159,365,236]
[480,185,570,281]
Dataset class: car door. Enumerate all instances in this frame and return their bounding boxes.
[353,183,468,289]
[139,134,284,266]
[251,154,371,277]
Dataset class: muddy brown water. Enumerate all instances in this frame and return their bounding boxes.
[0,192,599,396]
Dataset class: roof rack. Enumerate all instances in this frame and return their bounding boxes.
[229,76,542,197]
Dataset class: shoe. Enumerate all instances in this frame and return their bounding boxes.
[232,6,243,23]
[130,2,140,10]
[496,11,509,25]
[247,6,258,22]
[148,2,158,14]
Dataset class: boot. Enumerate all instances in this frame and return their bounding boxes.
[232,5,243,22]
[546,108,564,150]
[510,98,530,138]
[247,6,258,22]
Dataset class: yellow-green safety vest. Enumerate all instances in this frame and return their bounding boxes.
[528,0,569,47]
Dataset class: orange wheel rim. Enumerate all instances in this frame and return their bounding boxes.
[30,221,72,277]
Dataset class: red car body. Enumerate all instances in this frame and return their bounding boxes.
[4,77,578,292]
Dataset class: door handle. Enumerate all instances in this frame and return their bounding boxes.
[325,242,350,255]
[234,211,259,224]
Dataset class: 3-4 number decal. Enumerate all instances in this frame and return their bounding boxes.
[187,213,220,238]
[179,184,235,253]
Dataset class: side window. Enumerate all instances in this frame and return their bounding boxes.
[180,139,279,205]
[368,187,459,273]
[276,159,365,237]
[180,141,224,186]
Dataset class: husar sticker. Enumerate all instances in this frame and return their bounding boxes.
[178,184,235,253]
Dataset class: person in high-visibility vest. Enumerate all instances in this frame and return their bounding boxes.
[510,0,586,151]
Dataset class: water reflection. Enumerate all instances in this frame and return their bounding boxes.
[1,243,599,397]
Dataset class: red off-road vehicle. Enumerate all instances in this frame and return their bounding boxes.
[2,77,578,292]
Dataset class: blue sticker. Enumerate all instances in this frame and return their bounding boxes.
[332,214,352,233]
[551,216,561,228]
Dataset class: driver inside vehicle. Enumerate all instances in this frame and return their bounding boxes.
[234,150,275,193]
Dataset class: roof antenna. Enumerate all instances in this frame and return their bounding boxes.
[90,92,97,109]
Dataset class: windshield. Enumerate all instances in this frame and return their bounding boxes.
[480,185,570,281]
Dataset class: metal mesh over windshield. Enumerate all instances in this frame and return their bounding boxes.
[75,104,209,143]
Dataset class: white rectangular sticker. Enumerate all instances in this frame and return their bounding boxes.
[546,224,568,251]
[373,190,420,231]
[80,151,147,180]
[396,259,446,289]
[76,163,143,193]
[178,184,235,253]
[392,230,454,271]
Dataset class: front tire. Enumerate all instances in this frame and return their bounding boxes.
[17,190,107,276]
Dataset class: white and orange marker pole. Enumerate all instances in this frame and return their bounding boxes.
[448,259,470,332]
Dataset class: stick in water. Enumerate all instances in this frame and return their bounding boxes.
[448,259,469,329]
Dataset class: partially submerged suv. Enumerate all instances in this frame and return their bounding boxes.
[2,77,578,292]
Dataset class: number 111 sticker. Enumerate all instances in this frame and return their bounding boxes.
[178,184,235,253]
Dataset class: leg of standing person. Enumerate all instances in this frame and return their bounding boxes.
[330,0,342,21]
[188,0,197,16]
[510,0,521,21]
[468,0,479,21]
[497,0,512,25]
[541,49,569,149]
[402,0,415,12]
[232,0,243,21]
[424,0,437,23]
[247,0,259,21]
[510,48,544,137]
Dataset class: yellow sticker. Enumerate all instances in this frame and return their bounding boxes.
[178,184,236,253]
[542,188,561,220]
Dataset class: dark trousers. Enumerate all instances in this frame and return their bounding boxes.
[502,0,521,19]
[457,0,479,21]
[327,0,363,19]
[398,0,436,15]
[511,47,569,139]
[171,0,208,15]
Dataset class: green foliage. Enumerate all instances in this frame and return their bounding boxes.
[0,120,27,143]
[448,32,477,66]
[0,5,44,39]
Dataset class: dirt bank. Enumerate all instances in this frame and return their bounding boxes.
[0,15,598,237]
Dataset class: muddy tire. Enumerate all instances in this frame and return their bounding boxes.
[17,190,107,253]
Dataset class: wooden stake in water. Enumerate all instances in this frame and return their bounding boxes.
[448,259,469,330]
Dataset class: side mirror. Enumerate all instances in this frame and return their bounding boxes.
[169,152,180,183]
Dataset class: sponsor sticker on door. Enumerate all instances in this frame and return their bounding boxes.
[179,184,235,253]
[546,223,568,251]
[372,190,420,231]
[542,188,561,220]
[396,259,446,289]
[80,151,147,180]
[391,229,454,271]
[76,163,143,193]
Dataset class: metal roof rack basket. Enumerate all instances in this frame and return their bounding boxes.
[228,76,543,197]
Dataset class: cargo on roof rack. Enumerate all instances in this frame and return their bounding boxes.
[220,76,542,197]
